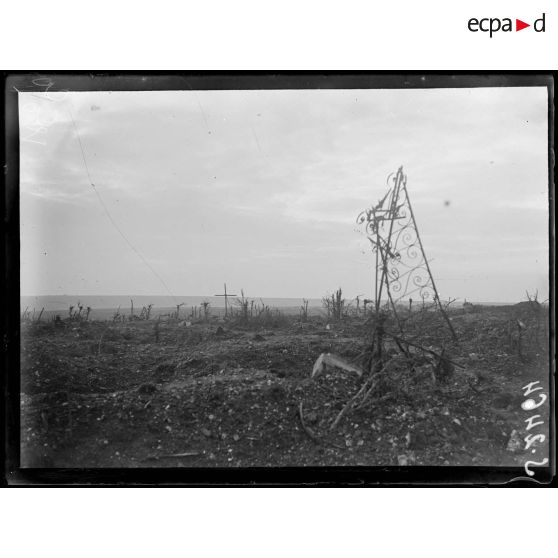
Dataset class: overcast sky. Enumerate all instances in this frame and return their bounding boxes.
[19,86,549,302]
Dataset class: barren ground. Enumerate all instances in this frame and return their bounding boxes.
[20,304,550,469]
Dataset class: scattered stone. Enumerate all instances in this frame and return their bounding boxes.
[397,454,408,466]
[138,383,157,395]
[408,431,427,450]
[155,363,175,380]
[264,384,286,401]
[305,411,318,424]
[506,430,522,452]
[493,392,517,410]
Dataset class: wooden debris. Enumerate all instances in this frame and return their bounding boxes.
[330,372,380,430]
[298,401,320,444]
[311,353,364,379]
[298,402,344,449]
[384,332,465,369]
[142,450,201,461]
[162,451,201,458]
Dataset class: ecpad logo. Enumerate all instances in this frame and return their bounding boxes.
[468,13,546,37]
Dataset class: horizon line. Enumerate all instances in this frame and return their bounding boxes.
[20,293,534,305]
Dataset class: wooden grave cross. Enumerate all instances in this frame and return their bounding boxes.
[214,283,237,318]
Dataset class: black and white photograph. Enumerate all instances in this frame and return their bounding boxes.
[6,74,553,481]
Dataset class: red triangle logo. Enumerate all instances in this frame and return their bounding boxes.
[516,19,530,31]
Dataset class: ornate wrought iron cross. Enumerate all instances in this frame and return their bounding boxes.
[357,166,457,340]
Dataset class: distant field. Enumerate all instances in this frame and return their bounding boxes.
[20,295,327,320]
[20,295,517,322]
[25,305,328,321]
[20,303,327,321]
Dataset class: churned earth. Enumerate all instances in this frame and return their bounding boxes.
[19,304,550,470]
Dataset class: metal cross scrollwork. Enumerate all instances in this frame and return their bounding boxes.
[357,166,457,340]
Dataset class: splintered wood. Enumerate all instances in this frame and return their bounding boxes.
[311,353,364,379]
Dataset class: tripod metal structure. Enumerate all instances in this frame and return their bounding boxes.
[357,166,457,341]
